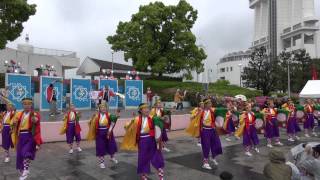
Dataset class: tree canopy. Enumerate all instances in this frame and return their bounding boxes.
[0,0,36,49]
[242,47,317,96]
[279,49,314,93]
[107,0,207,79]
[242,47,279,95]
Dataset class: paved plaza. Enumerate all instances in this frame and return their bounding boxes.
[0,130,319,180]
[41,108,191,122]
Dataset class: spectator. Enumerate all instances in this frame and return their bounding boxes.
[146,87,153,108]
[174,89,184,110]
[0,86,9,112]
[106,69,115,80]
[220,171,233,180]
[126,69,140,80]
[285,161,301,180]
[263,149,292,180]
[152,93,160,106]
[47,83,58,116]
[298,144,320,180]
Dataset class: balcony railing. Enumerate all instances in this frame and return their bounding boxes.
[283,27,291,34]
[281,22,319,37]
[293,23,302,30]
[33,47,77,58]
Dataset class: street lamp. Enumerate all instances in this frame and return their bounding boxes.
[111,50,114,72]
[238,63,243,87]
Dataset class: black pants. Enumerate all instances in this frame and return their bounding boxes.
[0,104,6,112]
[176,102,183,110]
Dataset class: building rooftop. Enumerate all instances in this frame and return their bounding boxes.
[90,57,133,71]
[218,50,252,64]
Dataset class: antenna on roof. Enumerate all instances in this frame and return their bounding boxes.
[25,34,30,44]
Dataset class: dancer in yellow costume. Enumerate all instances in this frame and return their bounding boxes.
[186,101,204,146]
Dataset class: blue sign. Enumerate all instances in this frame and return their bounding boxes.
[62,83,68,109]
[40,76,63,111]
[71,79,91,109]
[125,80,143,108]
[5,74,31,110]
[99,79,118,109]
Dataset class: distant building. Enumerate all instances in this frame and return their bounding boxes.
[216,50,251,86]
[77,56,133,79]
[0,44,80,77]
[77,56,181,80]
[250,0,320,58]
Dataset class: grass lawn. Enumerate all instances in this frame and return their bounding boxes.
[143,80,262,101]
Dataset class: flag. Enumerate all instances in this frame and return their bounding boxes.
[312,65,318,80]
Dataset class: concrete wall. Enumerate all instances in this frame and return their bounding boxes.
[0,48,63,76]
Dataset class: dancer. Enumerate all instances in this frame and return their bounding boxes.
[186,101,204,147]
[150,99,171,152]
[11,98,42,180]
[121,103,165,180]
[87,103,119,169]
[0,103,15,163]
[235,103,260,156]
[60,103,82,154]
[98,85,116,106]
[263,100,283,148]
[304,99,316,137]
[284,100,301,141]
[199,99,222,170]
[223,103,236,142]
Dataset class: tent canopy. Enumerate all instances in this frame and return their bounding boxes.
[299,80,320,98]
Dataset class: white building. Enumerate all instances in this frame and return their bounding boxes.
[0,44,80,77]
[187,61,215,83]
[250,0,320,58]
[216,50,251,86]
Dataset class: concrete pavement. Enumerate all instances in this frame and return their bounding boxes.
[0,130,319,180]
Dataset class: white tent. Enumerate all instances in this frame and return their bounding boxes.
[299,80,320,98]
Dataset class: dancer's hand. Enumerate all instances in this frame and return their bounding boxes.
[107,132,112,139]
[116,109,121,118]
[36,145,41,151]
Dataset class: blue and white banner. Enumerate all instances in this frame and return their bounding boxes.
[125,80,143,108]
[99,79,118,109]
[40,76,63,111]
[5,74,31,110]
[71,78,91,109]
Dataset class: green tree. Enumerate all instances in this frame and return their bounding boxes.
[242,47,279,95]
[107,0,207,79]
[270,49,314,94]
[290,49,313,92]
[0,0,36,49]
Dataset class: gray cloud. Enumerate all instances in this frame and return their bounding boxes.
[7,0,256,68]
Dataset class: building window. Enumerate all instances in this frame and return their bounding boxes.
[220,68,225,73]
[283,38,291,48]
[220,77,225,80]
[293,34,302,46]
[230,67,233,71]
[304,33,314,44]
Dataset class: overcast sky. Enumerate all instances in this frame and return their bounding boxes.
[7,0,320,69]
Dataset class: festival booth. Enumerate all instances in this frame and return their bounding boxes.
[299,80,320,99]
